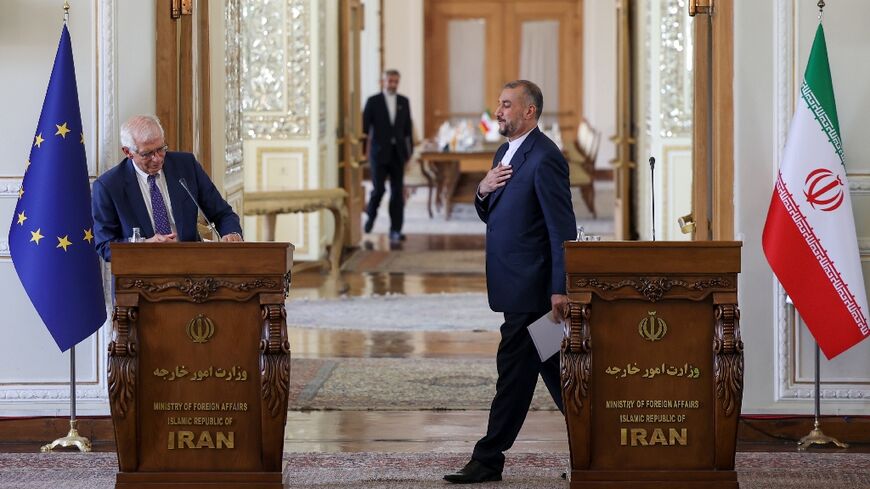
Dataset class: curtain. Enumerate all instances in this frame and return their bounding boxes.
[520,20,560,122]
[448,19,486,118]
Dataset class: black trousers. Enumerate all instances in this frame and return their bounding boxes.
[472,311,564,470]
[366,144,404,233]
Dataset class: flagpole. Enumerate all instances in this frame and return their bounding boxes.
[41,346,92,452]
[40,0,93,453]
[797,342,848,449]
[792,0,848,451]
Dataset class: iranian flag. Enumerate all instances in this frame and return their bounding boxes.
[763,24,869,359]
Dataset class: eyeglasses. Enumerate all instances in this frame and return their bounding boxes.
[134,144,168,160]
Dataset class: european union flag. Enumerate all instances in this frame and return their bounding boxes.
[9,25,107,352]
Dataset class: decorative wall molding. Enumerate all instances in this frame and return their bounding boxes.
[241,0,312,139]
[98,0,118,175]
[225,0,244,185]
[658,0,692,138]
[0,386,107,401]
[849,175,870,193]
[318,0,327,140]
[0,180,23,196]
[773,0,796,404]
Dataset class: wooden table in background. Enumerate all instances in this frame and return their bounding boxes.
[419,150,495,219]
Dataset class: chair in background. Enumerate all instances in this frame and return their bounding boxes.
[564,118,601,217]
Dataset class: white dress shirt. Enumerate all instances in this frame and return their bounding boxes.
[500,127,535,166]
[477,127,535,200]
[384,91,397,126]
[132,161,178,235]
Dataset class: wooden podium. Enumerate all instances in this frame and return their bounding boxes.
[561,241,743,488]
[107,242,293,489]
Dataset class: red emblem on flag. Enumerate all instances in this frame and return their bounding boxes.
[804,168,844,212]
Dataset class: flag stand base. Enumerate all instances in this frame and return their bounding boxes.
[40,419,92,453]
[41,346,92,453]
[797,342,849,450]
[797,419,848,450]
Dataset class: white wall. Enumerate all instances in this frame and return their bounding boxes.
[360,0,382,109]
[0,0,156,416]
[583,0,616,171]
[0,0,101,416]
[735,0,870,414]
[382,0,424,139]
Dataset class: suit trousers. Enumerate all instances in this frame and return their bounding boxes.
[471,311,564,470]
[366,144,404,233]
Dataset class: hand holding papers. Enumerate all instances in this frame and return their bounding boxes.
[527,312,566,362]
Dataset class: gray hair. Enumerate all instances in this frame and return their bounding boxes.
[383,69,401,78]
[503,80,543,120]
[120,115,165,152]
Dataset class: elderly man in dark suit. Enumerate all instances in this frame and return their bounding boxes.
[92,115,242,262]
[362,69,413,243]
[444,80,576,484]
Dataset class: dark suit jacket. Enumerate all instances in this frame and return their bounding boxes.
[475,128,576,313]
[92,152,243,262]
[363,92,413,164]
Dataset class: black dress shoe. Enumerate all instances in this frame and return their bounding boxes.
[389,231,406,242]
[364,217,374,233]
[443,460,502,484]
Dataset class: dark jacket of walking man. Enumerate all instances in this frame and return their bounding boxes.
[362,69,413,243]
[444,80,576,484]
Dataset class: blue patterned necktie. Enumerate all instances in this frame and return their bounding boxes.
[148,174,172,235]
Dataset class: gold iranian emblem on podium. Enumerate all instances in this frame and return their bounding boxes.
[637,311,668,342]
[186,314,216,344]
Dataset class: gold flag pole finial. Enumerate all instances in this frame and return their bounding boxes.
[818,0,825,22]
[63,0,70,24]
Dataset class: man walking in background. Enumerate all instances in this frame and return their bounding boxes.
[443,80,576,483]
[363,69,413,243]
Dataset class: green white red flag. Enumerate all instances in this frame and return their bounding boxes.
[762,24,869,359]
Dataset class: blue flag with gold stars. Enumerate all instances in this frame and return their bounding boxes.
[9,25,106,352]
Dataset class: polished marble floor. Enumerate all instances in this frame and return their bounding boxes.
[284,233,571,456]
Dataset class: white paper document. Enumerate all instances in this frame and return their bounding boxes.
[527,313,565,362]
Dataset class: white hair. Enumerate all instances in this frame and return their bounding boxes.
[120,115,165,152]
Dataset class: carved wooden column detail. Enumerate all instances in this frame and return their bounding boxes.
[108,305,138,417]
[259,296,290,473]
[108,300,139,472]
[713,303,743,417]
[259,301,291,417]
[562,302,591,411]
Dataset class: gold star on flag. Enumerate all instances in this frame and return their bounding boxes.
[55,122,71,138]
[25,159,30,171]
[83,228,94,243]
[30,229,44,244]
[16,211,27,226]
[57,235,72,251]
[34,133,44,148]
[18,186,24,199]
[80,132,85,144]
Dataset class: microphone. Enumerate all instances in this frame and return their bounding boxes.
[649,157,656,242]
[178,178,220,240]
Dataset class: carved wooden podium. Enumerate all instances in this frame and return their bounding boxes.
[107,243,293,489]
[561,241,743,488]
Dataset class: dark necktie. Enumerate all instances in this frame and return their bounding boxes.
[148,174,172,235]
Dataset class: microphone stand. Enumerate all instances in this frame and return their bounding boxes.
[649,157,656,241]
[178,178,220,241]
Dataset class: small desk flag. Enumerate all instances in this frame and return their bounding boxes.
[9,24,107,352]
[762,24,869,359]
